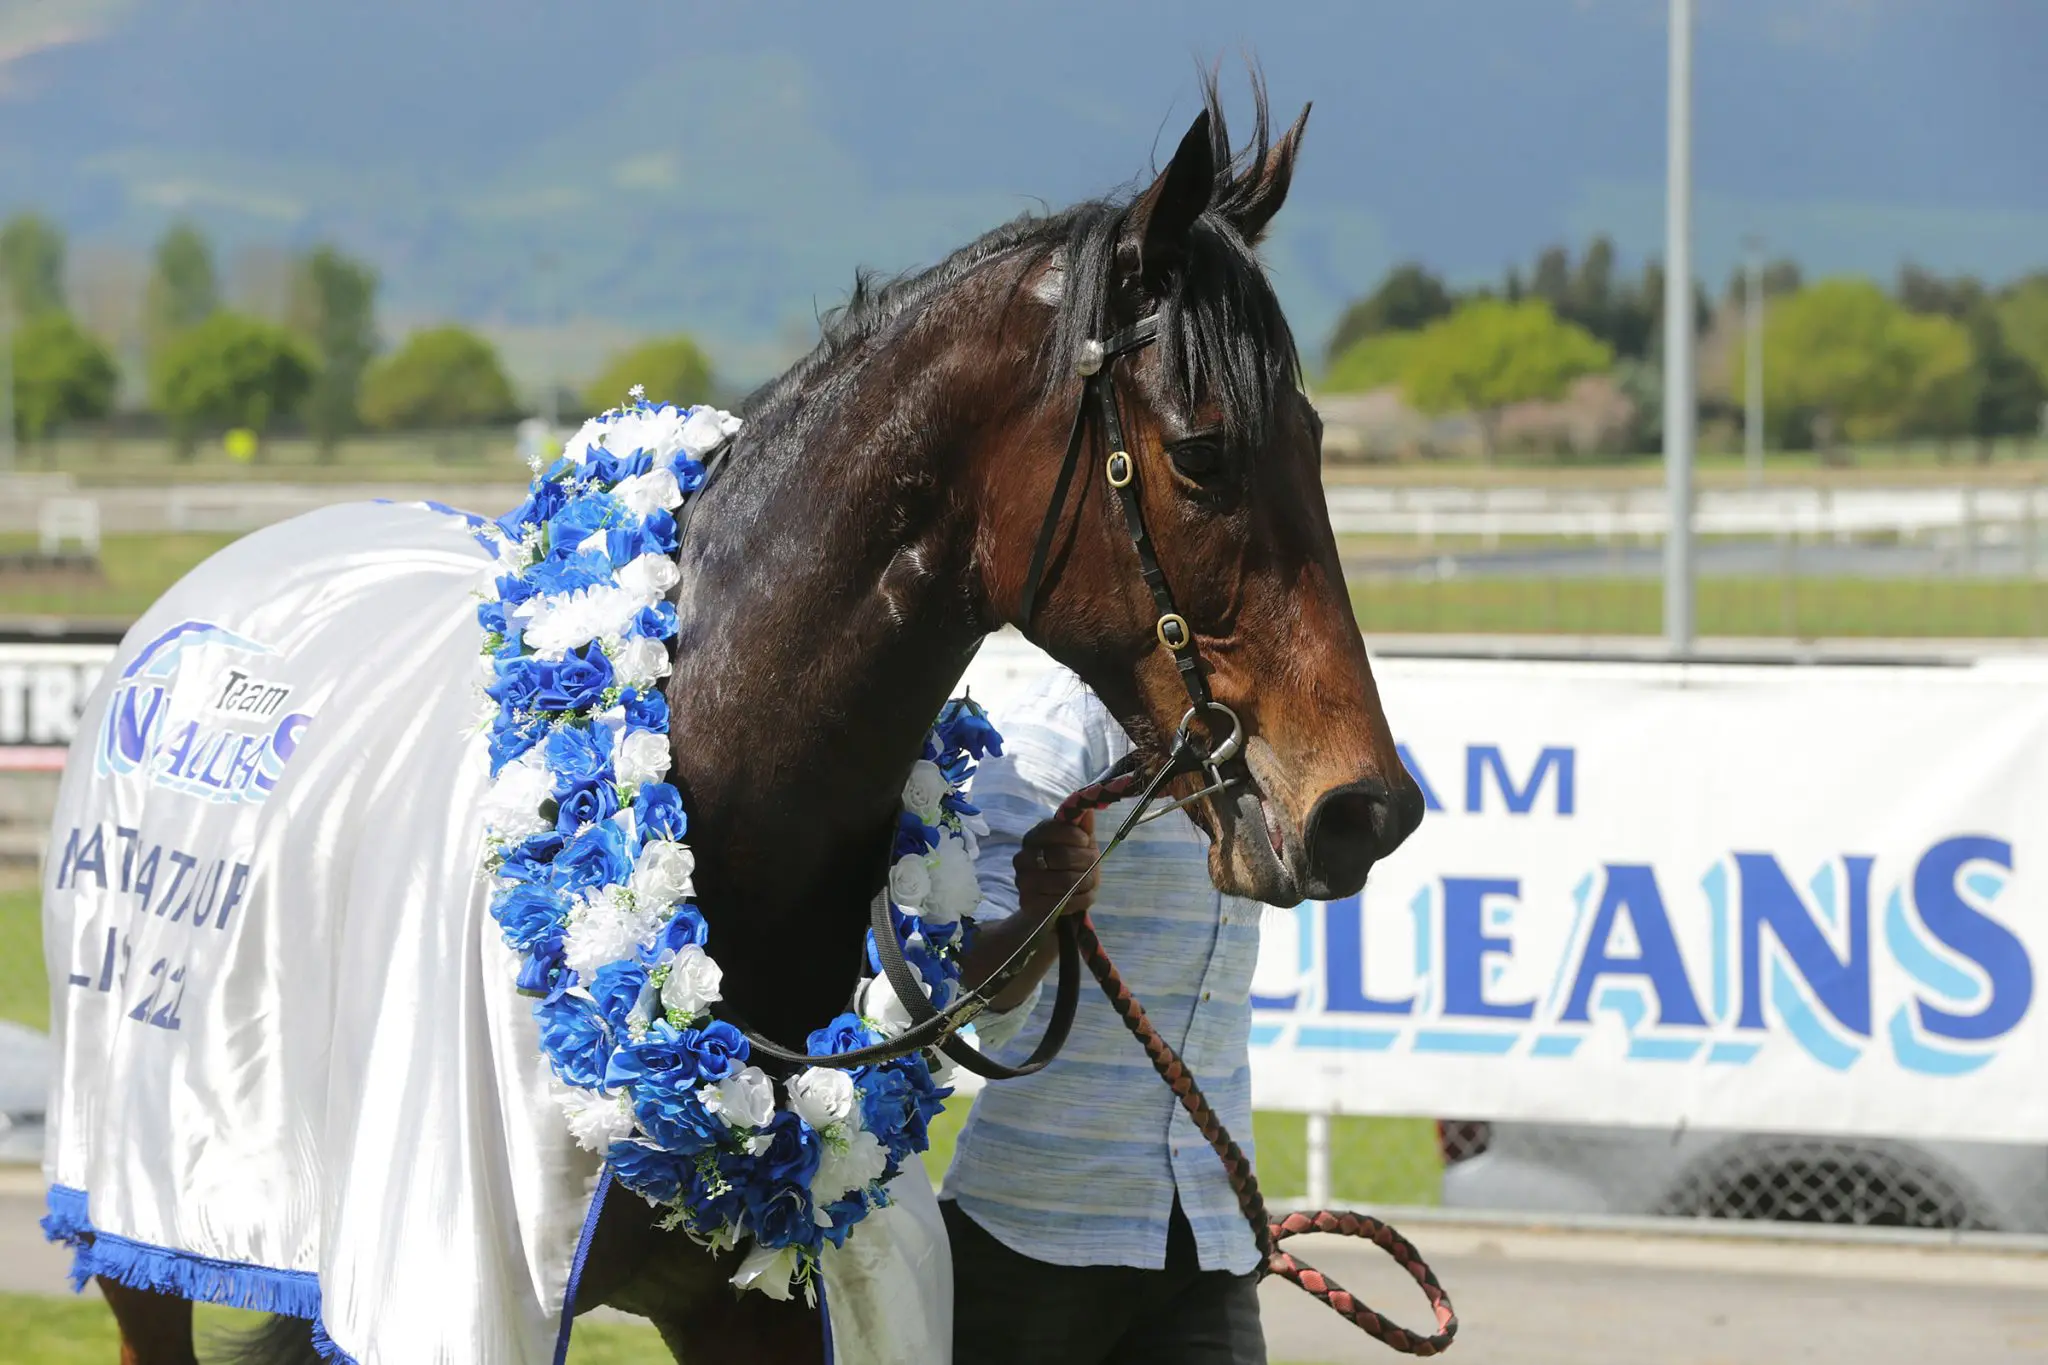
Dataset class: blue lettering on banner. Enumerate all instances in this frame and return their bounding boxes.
[1253,835,2032,1076]
[1395,743,1577,817]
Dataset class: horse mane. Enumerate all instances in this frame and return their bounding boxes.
[743,70,1301,451]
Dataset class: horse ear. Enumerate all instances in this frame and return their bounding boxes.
[1122,109,1215,287]
[1229,103,1310,245]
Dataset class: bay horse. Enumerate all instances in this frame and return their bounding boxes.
[96,76,1422,1364]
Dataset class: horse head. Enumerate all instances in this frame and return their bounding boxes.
[979,80,1422,905]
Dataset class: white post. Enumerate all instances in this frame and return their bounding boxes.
[1744,234,1765,490]
[1305,1112,1332,1210]
[1663,0,1697,654]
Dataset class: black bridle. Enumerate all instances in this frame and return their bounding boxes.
[715,313,1245,1078]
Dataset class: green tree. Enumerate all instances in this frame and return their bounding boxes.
[289,245,380,459]
[10,313,117,444]
[1320,331,1418,394]
[151,311,315,459]
[1324,263,1452,365]
[0,212,66,318]
[1896,264,1986,321]
[1995,274,2048,393]
[584,334,716,412]
[145,222,219,360]
[1736,277,1971,462]
[1399,299,1614,460]
[360,325,519,429]
[1963,305,2046,461]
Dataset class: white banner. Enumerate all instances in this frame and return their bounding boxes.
[1247,655,2048,1143]
[960,635,2048,1143]
[0,644,114,771]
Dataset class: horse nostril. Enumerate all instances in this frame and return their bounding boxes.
[1302,780,1403,900]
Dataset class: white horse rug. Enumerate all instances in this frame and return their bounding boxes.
[39,499,947,1364]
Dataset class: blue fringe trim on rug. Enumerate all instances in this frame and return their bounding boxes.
[43,1185,360,1363]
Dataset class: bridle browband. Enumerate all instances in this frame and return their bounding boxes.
[708,309,1247,1079]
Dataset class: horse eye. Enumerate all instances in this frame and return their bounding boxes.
[1167,437,1230,483]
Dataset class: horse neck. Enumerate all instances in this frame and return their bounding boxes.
[666,311,1023,1036]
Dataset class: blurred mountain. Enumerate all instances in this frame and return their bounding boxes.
[1,0,2043,385]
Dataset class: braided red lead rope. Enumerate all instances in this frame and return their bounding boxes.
[1050,771,1459,1357]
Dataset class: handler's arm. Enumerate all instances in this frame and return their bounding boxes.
[961,810,1097,1011]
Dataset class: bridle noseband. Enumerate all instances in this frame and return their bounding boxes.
[721,311,1250,1078]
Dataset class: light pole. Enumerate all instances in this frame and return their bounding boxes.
[1744,234,1765,489]
[0,280,15,473]
[1663,0,1696,654]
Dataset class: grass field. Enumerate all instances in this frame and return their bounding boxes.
[1349,572,2048,637]
[7,529,2044,638]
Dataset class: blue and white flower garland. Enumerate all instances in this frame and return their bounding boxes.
[475,390,1001,1302]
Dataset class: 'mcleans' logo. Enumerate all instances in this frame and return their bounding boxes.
[96,621,315,805]
[1252,741,2029,1079]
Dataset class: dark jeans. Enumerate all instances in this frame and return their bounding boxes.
[944,1198,1266,1365]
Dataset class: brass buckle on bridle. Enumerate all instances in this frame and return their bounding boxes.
[1136,701,1245,825]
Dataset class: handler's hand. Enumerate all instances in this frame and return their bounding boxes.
[1015,811,1098,921]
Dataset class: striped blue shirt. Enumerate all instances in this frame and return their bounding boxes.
[943,664,1263,1274]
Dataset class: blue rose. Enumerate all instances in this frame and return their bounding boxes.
[631,602,678,641]
[551,820,634,894]
[749,1187,819,1253]
[688,1020,749,1083]
[936,702,1004,760]
[555,780,620,832]
[526,549,613,598]
[516,938,568,997]
[607,1140,691,1206]
[634,783,689,842]
[807,1012,880,1058]
[498,479,567,536]
[645,907,708,958]
[854,1065,916,1160]
[619,688,669,732]
[533,645,615,713]
[582,449,624,487]
[672,455,706,493]
[543,724,612,794]
[497,830,567,887]
[894,811,939,857]
[488,715,546,774]
[589,960,650,1032]
[632,1087,725,1155]
[816,1192,871,1250]
[601,522,657,569]
[749,1110,823,1196]
[535,994,610,1089]
[684,1151,748,1233]
[493,884,567,951]
[549,492,623,547]
[477,599,509,636]
[486,655,545,712]
[495,570,539,609]
[617,448,655,479]
[641,509,679,554]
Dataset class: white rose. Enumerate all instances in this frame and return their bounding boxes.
[631,839,696,909]
[482,753,553,840]
[731,1241,800,1300]
[680,406,741,456]
[698,1065,776,1130]
[612,636,672,689]
[858,970,930,1040]
[616,552,681,603]
[787,1067,858,1133]
[811,1128,888,1219]
[560,1089,636,1153]
[560,416,609,465]
[659,943,723,1018]
[901,759,949,822]
[614,729,671,788]
[922,833,979,927]
[615,468,683,517]
[887,853,932,911]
